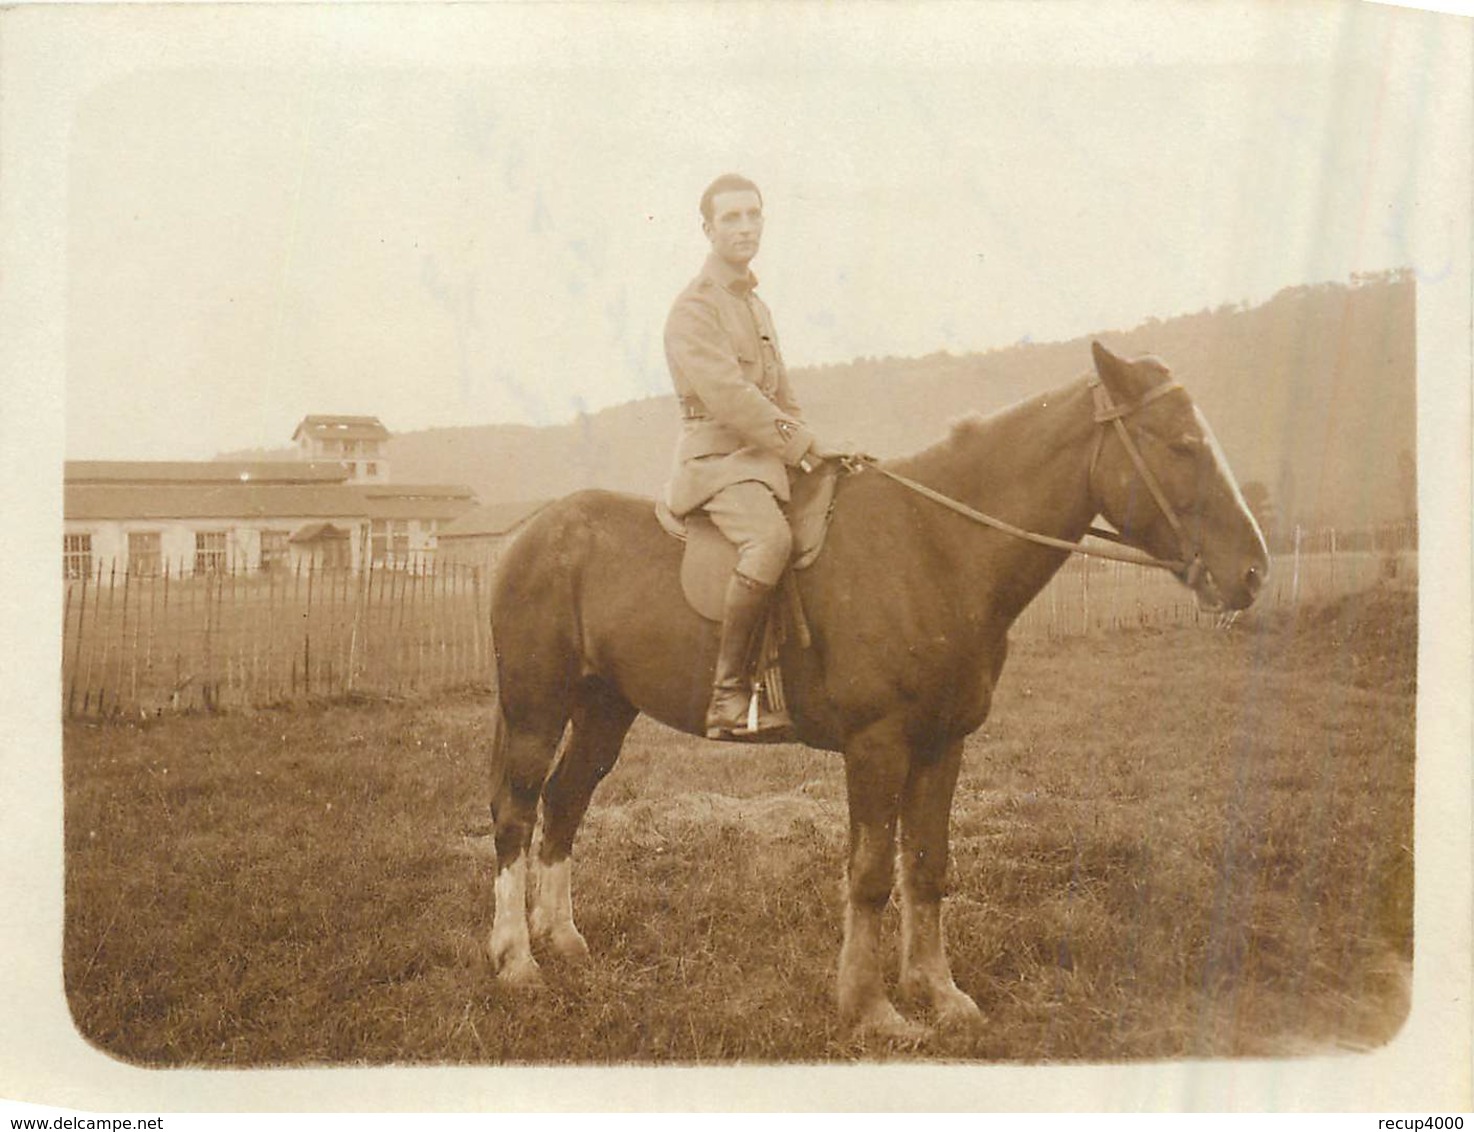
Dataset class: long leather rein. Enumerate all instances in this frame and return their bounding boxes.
[856,377,1202,578]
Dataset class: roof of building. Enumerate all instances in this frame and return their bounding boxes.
[360,484,475,500]
[358,483,477,523]
[65,460,351,485]
[65,480,479,524]
[65,484,374,522]
[291,415,391,443]
[439,499,550,538]
[365,500,478,522]
[290,522,353,543]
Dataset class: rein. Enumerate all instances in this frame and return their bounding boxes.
[856,377,1200,578]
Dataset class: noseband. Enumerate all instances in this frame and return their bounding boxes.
[864,377,1203,579]
[1087,377,1204,587]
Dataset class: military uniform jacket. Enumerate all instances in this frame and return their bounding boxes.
[663,254,817,517]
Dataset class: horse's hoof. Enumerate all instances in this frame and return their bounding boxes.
[545,927,591,964]
[496,955,545,990]
[902,974,985,1030]
[851,1000,931,1046]
[933,989,985,1030]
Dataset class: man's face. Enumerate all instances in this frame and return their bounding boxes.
[703,189,764,269]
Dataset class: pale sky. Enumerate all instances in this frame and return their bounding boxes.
[35,3,1470,460]
[2,2,1473,1115]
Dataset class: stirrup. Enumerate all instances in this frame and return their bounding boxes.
[705,689,793,742]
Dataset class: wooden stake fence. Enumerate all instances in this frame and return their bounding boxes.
[63,558,498,718]
[60,525,1413,719]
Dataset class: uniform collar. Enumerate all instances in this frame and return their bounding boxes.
[702,253,758,296]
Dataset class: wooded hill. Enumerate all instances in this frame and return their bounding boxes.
[231,271,1416,538]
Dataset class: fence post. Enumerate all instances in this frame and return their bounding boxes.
[96,560,118,716]
[304,559,315,697]
[264,561,275,703]
[347,548,362,694]
[202,563,215,711]
[82,559,105,715]
[472,564,484,678]
[249,566,261,707]
[1291,525,1302,606]
[62,578,73,716]
[291,558,302,696]
[409,561,421,694]
[232,564,243,708]
[145,564,158,709]
[119,562,134,717]
[67,567,87,718]
[395,561,409,696]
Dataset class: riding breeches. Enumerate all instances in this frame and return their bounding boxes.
[702,481,794,587]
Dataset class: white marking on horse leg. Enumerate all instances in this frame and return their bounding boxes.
[489,857,541,987]
[838,899,929,1042]
[899,881,982,1028]
[530,856,589,962]
[836,824,927,1041]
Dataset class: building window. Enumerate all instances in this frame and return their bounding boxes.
[365,462,378,478]
[64,533,92,580]
[128,531,161,576]
[260,530,289,573]
[194,531,227,575]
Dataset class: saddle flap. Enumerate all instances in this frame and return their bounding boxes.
[660,462,842,622]
[788,461,839,570]
[678,512,738,622]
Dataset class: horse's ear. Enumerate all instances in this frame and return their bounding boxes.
[1091,340,1149,399]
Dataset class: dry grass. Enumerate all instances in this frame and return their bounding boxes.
[63,586,1415,1064]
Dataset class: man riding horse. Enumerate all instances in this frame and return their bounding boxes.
[663,173,856,741]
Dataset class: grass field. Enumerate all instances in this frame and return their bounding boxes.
[62,585,1415,1064]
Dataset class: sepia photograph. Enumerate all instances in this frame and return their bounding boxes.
[1,0,1469,1115]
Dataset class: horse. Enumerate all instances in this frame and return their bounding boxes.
[484,341,1269,1039]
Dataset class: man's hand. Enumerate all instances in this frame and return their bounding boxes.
[799,439,872,474]
[806,439,869,462]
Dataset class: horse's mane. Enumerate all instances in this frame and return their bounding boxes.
[901,378,1089,469]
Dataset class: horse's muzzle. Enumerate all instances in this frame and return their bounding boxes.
[1189,558,1266,612]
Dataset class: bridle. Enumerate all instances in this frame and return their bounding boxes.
[859,376,1204,581]
[1085,376,1205,587]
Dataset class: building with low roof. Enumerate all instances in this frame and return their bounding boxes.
[436,499,549,568]
[63,429,477,579]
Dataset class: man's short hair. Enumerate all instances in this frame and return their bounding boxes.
[700,174,763,224]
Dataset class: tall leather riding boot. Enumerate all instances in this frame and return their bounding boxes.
[706,572,793,741]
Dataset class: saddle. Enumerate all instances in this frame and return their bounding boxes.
[655,461,840,623]
[655,463,842,733]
